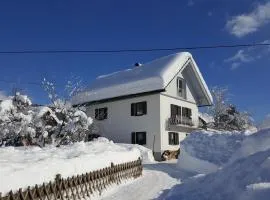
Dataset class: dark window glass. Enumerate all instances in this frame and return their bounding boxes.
[95,107,108,120]
[171,104,181,117]
[131,101,147,116]
[177,78,186,98]
[131,132,146,145]
[168,132,179,145]
[182,107,192,119]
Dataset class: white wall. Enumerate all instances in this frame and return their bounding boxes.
[159,94,199,152]
[163,64,196,104]
[86,94,161,153]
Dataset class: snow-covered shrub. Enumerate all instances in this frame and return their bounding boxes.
[0,93,37,146]
[48,99,93,146]
[41,78,93,146]
[0,93,93,147]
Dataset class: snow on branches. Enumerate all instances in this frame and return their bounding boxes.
[0,91,93,147]
[207,87,253,131]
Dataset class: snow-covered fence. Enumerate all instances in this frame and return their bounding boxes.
[0,158,142,200]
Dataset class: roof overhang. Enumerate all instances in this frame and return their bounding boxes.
[181,58,213,106]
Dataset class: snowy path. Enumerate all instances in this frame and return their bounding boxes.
[100,160,195,200]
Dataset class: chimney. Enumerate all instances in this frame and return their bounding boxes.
[134,62,142,67]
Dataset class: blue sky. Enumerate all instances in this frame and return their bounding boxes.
[0,0,269,122]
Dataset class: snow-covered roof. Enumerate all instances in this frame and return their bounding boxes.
[199,112,214,124]
[72,52,213,105]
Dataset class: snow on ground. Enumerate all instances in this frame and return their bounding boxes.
[100,164,179,200]
[0,137,141,195]
[177,148,219,174]
[118,143,155,163]
[1,128,269,200]
[166,148,270,200]
[178,130,246,167]
[165,128,270,200]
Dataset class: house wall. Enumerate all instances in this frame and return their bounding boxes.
[162,63,196,104]
[159,92,199,153]
[158,64,199,153]
[86,93,161,155]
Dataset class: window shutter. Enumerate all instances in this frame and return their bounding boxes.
[183,79,186,99]
[143,102,147,114]
[168,132,172,145]
[178,79,182,90]
[131,132,136,144]
[131,103,135,116]
[104,108,108,119]
[95,109,98,119]
[141,132,146,145]
[175,133,179,145]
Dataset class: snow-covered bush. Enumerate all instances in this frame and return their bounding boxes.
[0,93,37,146]
[41,78,94,146]
[47,100,93,146]
[0,93,93,147]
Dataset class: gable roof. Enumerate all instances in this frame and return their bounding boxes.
[72,52,213,106]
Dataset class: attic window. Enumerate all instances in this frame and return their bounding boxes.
[177,77,186,99]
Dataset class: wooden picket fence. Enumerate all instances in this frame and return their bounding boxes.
[0,158,143,200]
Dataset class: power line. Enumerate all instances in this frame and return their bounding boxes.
[0,43,269,54]
[0,79,42,86]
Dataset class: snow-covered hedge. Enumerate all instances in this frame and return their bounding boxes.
[0,93,93,147]
[0,137,141,195]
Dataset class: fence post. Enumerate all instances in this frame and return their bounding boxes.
[110,162,114,184]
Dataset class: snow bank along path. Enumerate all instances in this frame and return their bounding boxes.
[167,128,270,200]
[0,138,141,195]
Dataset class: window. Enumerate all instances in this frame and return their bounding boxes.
[177,77,186,98]
[131,101,147,116]
[169,132,179,145]
[95,107,108,120]
[170,104,193,126]
[131,132,146,145]
[182,107,192,119]
[171,104,181,118]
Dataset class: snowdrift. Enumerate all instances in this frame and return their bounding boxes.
[168,128,270,200]
[118,143,155,163]
[179,130,246,166]
[177,130,247,173]
[0,137,142,195]
[167,149,270,200]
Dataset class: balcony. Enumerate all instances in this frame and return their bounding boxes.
[168,116,196,127]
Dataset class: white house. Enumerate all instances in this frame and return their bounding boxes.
[72,52,213,160]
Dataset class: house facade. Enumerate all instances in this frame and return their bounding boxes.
[72,52,213,160]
